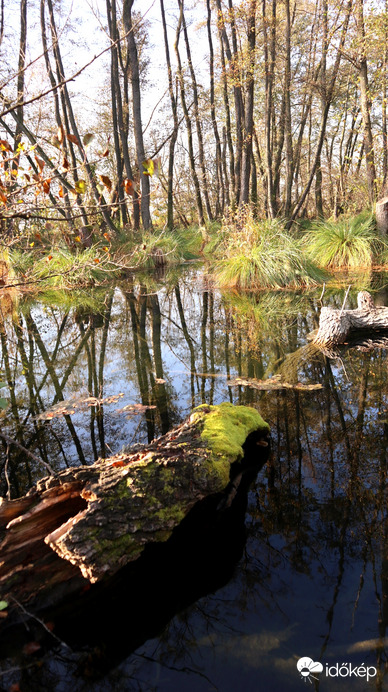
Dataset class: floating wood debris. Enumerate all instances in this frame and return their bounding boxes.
[228,375,322,392]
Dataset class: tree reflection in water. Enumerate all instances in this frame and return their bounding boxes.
[0,270,387,690]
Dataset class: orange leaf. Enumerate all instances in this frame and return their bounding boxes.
[93,258,100,263]
[99,174,112,192]
[35,155,45,173]
[0,139,12,153]
[48,255,53,260]
[58,185,64,198]
[122,178,135,196]
[0,191,7,206]
[66,133,80,147]
[42,178,51,194]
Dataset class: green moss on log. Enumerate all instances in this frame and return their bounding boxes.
[40,403,270,583]
[191,402,270,488]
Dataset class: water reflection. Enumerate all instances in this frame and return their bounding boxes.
[0,271,387,690]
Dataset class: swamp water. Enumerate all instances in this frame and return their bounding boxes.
[0,268,387,691]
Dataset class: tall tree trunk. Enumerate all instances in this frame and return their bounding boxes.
[44,0,117,233]
[263,0,277,217]
[180,0,213,220]
[290,0,354,225]
[174,1,205,225]
[123,0,152,230]
[206,0,226,213]
[160,0,179,229]
[240,0,256,205]
[284,0,294,217]
[356,0,377,203]
[14,0,27,157]
[383,0,388,190]
[215,0,243,205]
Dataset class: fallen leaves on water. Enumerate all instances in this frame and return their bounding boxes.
[115,403,157,416]
[35,393,124,420]
[228,375,323,392]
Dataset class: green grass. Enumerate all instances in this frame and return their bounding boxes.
[305,212,387,269]
[213,213,326,289]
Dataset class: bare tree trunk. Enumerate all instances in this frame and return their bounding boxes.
[284,0,293,217]
[289,0,353,225]
[240,0,256,205]
[123,0,152,230]
[263,0,277,217]
[383,0,388,190]
[160,0,179,229]
[174,1,205,225]
[180,0,213,220]
[356,0,377,203]
[215,0,243,205]
[44,0,117,233]
[206,0,226,213]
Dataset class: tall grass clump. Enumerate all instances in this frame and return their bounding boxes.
[214,209,325,289]
[305,212,387,269]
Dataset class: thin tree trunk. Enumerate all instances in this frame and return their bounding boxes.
[174,1,204,225]
[160,0,179,229]
[123,0,152,230]
[45,0,117,233]
[289,0,354,225]
[180,0,213,220]
[240,0,256,205]
[206,0,226,213]
[356,0,377,203]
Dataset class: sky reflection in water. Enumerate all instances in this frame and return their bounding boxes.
[0,271,387,691]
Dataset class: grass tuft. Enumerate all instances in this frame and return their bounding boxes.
[213,209,326,289]
[304,212,387,269]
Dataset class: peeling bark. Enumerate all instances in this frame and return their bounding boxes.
[314,291,388,346]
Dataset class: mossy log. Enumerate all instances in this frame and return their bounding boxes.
[0,403,269,607]
[314,291,388,346]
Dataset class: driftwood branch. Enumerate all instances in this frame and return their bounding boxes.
[314,291,388,346]
[0,404,269,611]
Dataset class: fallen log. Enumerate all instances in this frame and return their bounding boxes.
[0,403,269,611]
[314,291,388,346]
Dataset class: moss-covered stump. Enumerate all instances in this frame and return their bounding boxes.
[0,404,269,603]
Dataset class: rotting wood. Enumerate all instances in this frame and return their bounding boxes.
[376,196,388,235]
[314,291,388,346]
[0,403,269,609]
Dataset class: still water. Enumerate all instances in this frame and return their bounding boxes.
[0,268,387,691]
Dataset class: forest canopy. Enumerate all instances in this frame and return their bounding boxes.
[0,0,387,234]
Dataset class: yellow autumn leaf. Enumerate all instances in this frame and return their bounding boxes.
[74,179,86,194]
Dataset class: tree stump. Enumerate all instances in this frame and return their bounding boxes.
[376,197,388,235]
[314,291,388,346]
[0,403,269,610]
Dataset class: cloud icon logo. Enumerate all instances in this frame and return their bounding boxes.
[297,657,323,682]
